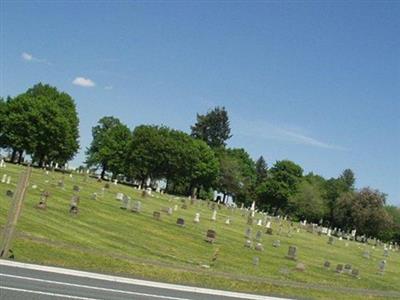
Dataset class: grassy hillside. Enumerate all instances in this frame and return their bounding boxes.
[0,164,399,300]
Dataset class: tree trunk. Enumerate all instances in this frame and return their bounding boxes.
[10,149,17,162]
[101,165,106,179]
[17,150,24,164]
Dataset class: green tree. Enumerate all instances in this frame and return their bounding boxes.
[288,180,327,222]
[333,188,393,239]
[86,116,131,179]
[0,95,37,162]
[257,160,303,214]
[385,206,400,242]
[191,106,232,148]
[339,169,356,192]
[255,156,268,184]
[26,83,80,166]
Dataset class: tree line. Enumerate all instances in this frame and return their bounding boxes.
[1,83,399,242]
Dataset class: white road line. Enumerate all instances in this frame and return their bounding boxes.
[0,273,191,300]
[0,286,99,300]
[0,260,284,300]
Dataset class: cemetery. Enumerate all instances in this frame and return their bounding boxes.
[0,164,399,300]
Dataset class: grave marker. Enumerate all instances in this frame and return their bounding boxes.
[255,243,264,251]
[153,211,161,220]
[205,229,216,243]
[131,201,141,213]
[69,195,80,214]
[255,230,262,242]
[211,210,217,221]
[286,246,298,260]
[351,268,360,278]
[176,218,185,227]
[336,264,344,273]
[273,240,281,248]
[194,213,200,223]
[323,261,331,269]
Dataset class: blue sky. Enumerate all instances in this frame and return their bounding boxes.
[1,1,399,205]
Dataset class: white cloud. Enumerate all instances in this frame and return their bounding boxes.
[21,52,49,64]
[104,85,113,90]
[72,77,95,88]
[235,119,347,151]
[21,52,33,61]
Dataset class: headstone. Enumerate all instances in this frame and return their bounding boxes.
[181,203,188,210]
[247,216,253,226]
[6,176,11,185]
[273,240,281,248]
[120,195,130,209]
[255,230,262,242]
[328,236,334,245]
[205,229,216,243]
[266,221,271,229]
[1,174,6,183]
[162,207,173,215]
[378,260,386,275]
[104,183,110,189]
[383,249,389,257]
[91,193,97,200]
[69,195,80,214]
[176,218,185,227]
[58,180,64,188]
[116,192,124,201]
[336,264,344,273]
[153,211,161,220]
[253,256,259,266]
[266,228,273,235]
[131,201,141,213]
[295,263,305,272]
[194,213,200,223]
[344,264,352,274]
[6,190,13,198]
[363,250,370,259]
[255,243,264,251]
[245,227,252,239]
[257,219,262,226]
[323,261,331,269]
[244,239,252,248]
[286,246,298,260]
[351,268,360,278]
[73,185,80,192]
[211,210,217,221]
[174,204,178,211]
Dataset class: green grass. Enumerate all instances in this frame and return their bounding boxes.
[1,164,399,300]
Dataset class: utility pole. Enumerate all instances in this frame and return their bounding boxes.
[0,166,32,258]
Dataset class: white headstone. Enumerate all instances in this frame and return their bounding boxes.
[225,218,231,225]
[174,204,178,211]
[1,174,6,183]
[211,210,217,221]
[194,213,200,223]
[257,219,262,226]
[6,176,11,185]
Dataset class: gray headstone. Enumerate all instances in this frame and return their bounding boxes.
[286,246,298,260]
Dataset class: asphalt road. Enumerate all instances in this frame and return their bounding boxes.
[0,260,287,300]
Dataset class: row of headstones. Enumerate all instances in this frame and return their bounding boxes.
[1,174,12,184]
